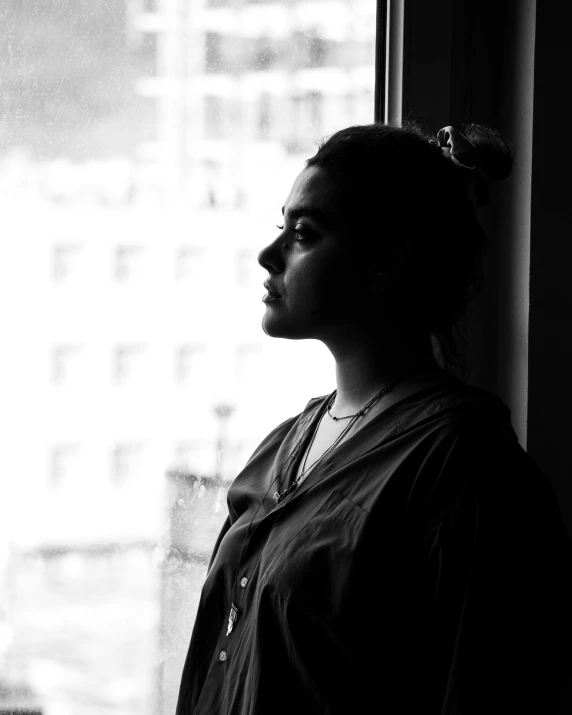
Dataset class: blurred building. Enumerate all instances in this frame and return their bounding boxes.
[0,1,375,713]
[0,0,375,556]
[133,0,375,207]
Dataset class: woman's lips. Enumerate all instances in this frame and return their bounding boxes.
[262,292,281,303]
[262,281,281,303]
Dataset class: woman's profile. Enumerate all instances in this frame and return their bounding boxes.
[175,122,572,714]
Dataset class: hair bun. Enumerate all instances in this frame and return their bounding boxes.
[463,123,514,181]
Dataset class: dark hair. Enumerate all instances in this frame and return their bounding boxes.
[305,121,514,379]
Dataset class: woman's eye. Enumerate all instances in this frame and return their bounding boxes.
[292,226,311,241]
[275,224,313,241]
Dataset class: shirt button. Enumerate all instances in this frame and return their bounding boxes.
[219,650,227,662]
[240,577,248,588]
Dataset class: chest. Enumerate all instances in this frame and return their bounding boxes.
[294,415,353,481]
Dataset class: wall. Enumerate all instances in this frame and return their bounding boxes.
[402,0,572,710]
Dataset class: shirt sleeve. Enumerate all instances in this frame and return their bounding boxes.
[419,434,572,715]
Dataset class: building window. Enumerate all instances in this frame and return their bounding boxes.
[257,93,272,140]
[176,245,205,281]
[204,96,224,140]
[205,32,227,73]
[52,243,82,282]
[111,442,144,486]
[114,245,144,282]
[52,344,83,385]
[293,30,331,70]
[253,37,277,71]
[288,92,324,153]
[307,32,328,68]
[50,444,80,488]
[114,344,146,384]
[175,344,206,384]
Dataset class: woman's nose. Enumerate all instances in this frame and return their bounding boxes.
[257,233,285,274]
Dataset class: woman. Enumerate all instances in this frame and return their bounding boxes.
[176,123,572,714]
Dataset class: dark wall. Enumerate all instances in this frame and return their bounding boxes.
[526,10,572,706]
[403,1,572,710]
[527,3,572,531]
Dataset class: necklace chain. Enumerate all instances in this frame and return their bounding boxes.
[326,396,356,421]
[300,378,397,475]
[273,371,409,505]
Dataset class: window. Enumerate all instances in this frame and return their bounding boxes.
[205,32,229,73]
[309,91,323,135]
[204,96,224,140]
[175,246,206,281]
[297,29,330,69]
[50,444,80,488]
[288,92,325,153]
[113,344,147,384]
[52,243,83,283]
[51,344,83,386]
[253,37,278,71]
[257,93,272,139]
[175,344,207,384]
[111,442,145,485]
[114,245,145,282]
[2,2,379,713]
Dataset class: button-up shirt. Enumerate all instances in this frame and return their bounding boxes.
[176,376,572,714]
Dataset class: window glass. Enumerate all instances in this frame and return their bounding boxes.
[0,1,377,713]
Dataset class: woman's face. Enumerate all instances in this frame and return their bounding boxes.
[258,165,376,342]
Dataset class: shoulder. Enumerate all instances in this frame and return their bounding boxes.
[432,379,518,445]
[406,381,552,518]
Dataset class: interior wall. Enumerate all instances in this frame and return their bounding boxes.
[527,3,572,530]
[402,0,572,710]
[525,0,572,697]
[403,0,533,448]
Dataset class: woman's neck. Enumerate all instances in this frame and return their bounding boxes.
[326,330,440,415]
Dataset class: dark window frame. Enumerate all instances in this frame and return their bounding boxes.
[374,0,388,123]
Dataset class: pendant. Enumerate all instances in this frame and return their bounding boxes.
[226,602,239,636]
[273,481,297,505]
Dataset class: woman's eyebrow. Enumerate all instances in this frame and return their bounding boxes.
[281,205,332,227]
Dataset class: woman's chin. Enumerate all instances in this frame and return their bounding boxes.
[261,313,307,340]
[261,313,289,338]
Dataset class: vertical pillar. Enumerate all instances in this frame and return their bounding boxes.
[526,26,572,713]
[384,0,405,124]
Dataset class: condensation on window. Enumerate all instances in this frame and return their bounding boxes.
[0,1,377,713]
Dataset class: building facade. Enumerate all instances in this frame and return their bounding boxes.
[0,1,376,713]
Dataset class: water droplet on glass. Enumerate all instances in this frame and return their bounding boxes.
[152,545,183,572]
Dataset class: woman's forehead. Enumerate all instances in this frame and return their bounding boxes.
[283,165,339,224]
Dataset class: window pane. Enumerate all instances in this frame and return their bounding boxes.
[0,1,378,713]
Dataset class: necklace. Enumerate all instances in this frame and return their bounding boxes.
[272,370,409,505]
[327,397,356,421]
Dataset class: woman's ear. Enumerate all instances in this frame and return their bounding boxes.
[369,239,412,294]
